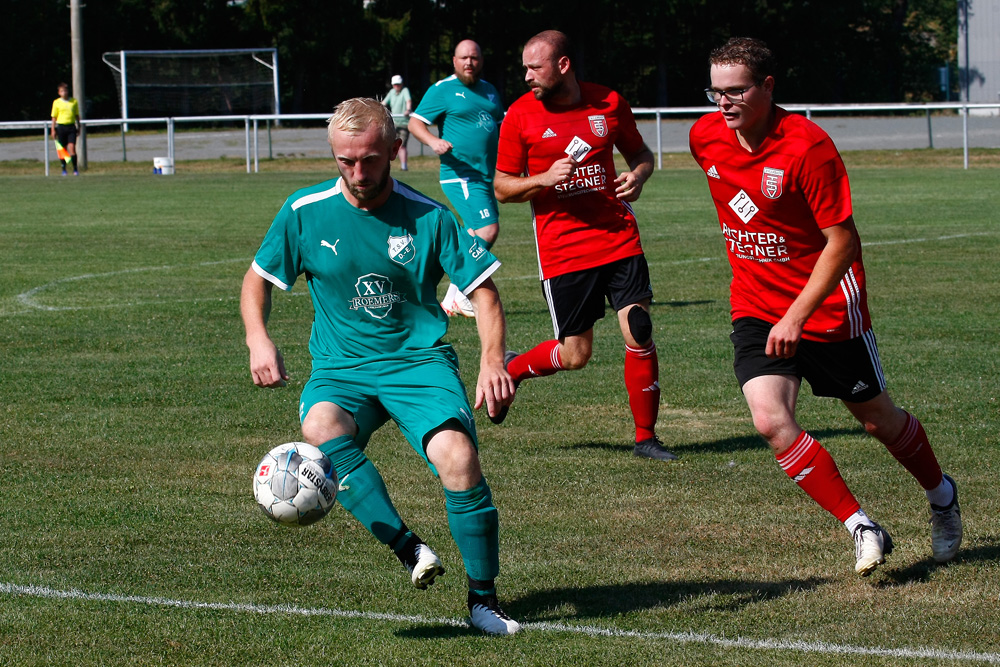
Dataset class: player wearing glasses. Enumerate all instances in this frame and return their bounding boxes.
[689,37,962,576]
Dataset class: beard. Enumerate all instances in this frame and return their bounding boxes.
[456,68,481,86]
[344,161,391,202]
[530,78,566,101]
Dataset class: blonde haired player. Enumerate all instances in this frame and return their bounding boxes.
[242,98,519,634]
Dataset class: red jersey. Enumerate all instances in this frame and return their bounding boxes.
[496,82,647,280]
[689,106,871,342]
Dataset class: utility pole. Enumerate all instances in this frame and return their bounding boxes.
[70,0,87,169]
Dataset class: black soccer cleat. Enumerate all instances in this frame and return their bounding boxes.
[633,436,678,461]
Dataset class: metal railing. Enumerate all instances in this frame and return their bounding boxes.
[3,102,998,174]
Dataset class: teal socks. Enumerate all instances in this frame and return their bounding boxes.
[444,477,499,589]
[319,435,407,546]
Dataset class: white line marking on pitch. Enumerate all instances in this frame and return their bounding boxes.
[8,231,998,310]
[2,582,998,663]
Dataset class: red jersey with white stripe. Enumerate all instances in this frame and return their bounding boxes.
[689,106,871,342]
[496,82,646,280]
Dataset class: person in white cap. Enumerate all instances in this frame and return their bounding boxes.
[383,75,412,170]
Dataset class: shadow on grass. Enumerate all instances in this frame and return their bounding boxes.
[507,576,829,622]
[392,576,829,638]
[567,428,859,455]
[876,535,1000,588]
[677,428,861,455]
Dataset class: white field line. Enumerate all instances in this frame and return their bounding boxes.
[6,231,997,314]
[2,582,998,663]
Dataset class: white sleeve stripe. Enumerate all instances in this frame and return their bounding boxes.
[291,182,341,211]
[394,180,445,208]
[251,260,292,292]
[409,112,432,126]
[459,260,501,295]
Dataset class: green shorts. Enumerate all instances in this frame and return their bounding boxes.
[299,348,479,466]
[439,177,499,230]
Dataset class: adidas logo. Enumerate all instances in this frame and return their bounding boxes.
[851,381,869,395]
[642,381,660,392]
[707,165,720,179]
[542,128,557,138]
[793,466,815,483]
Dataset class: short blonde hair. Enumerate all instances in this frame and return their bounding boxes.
[327,97,396,148]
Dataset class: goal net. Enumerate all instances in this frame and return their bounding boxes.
[102,48,279,119]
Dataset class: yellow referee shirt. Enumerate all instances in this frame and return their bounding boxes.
[51,97,79,125]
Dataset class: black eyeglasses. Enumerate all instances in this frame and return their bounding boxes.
[704,83,757,105]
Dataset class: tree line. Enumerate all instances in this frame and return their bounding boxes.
[2,0,958,123]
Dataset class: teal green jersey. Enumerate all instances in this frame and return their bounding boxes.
[252,178,500,369]
[411,75,503,181]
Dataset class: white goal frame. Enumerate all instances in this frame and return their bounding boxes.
[102,48,280,130]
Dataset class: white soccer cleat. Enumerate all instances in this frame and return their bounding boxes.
[406,543,445,590]
[930,474,963,563]
[468,593,521,635]
[441,282,476,318]
[853,522,894,576]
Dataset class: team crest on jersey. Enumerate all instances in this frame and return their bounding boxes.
[588,115,608,138]
[387,234,415,265]
[761,167,784,199]
[350,273,406,319]
[477,111,495,132]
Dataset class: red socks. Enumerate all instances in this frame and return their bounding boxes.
[777,432,860,523]
[625,343,660,442]
[883,411,943,490]
[509,340,661,443]
[506,340,562,382]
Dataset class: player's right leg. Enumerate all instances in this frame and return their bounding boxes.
[424,425,520,635]
[301,377,442,588]
[384,355,519,634]
[505,264,605,385]
[734,318,890,575]
[499,269,606,426]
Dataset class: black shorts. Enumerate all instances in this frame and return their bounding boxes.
[543,254,653,339]
[730,317,887,403]
[55,124,77,147]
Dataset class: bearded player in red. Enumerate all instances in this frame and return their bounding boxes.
[492,30,676,462]
[689,37,962,575]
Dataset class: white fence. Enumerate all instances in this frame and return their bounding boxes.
[2,103,999,175]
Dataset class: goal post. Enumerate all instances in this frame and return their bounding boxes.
[102,48,280,128]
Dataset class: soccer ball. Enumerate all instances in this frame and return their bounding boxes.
[253,442,338,526]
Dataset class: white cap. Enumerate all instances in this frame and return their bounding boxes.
[391,75,403,85]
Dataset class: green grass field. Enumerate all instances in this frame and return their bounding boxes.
[1,157,998,665]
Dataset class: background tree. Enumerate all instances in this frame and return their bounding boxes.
[0,0,961,123]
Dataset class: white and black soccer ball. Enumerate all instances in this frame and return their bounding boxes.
[253,442,338,526]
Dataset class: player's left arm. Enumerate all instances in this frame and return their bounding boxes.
[767,217,859,358]
[468,278,515,418]
[615,143,654,202]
